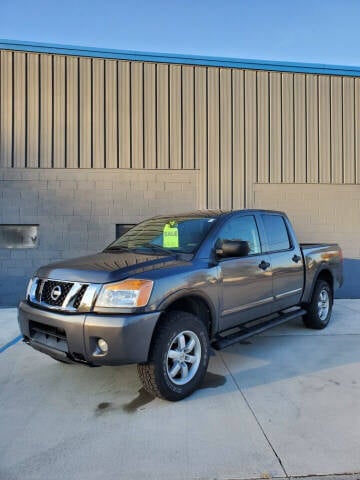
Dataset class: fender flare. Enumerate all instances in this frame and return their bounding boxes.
[304,264,334,304]
[156,288,219,336]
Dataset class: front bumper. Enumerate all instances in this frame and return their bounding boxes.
[18,301,161,365]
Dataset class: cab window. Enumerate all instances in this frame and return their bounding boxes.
[261,214,291,252]
[216,215,261,255]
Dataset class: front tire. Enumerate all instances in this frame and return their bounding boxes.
[303,279,333,329]
[137,311,210,401]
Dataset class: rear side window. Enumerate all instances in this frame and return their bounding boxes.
[261,215,291,252]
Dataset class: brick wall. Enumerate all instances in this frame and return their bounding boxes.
[0,168,199,305]
[254,184,360,298]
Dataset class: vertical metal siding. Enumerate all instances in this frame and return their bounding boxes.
[232,69,245,209]
[118,61,131,169]
[244,70,257,208]
[105,60,118,169]
[143,63,156,170]
[53,55,65,168]
[39,54,52,168]
[1,49,360,211]
[13,52,26,168]
[219,68,232,210]
[281,73,294,183]
[306,75,319,183]
[343,77,355,183]
[207,68,220,209]
[169,65,182,169]
[156,64,169,169]
[182,66,195,170]
[0,51,12,168]
[26,53,39,168]
[330,77,343,183]
[257,71,269,183]
[79,58,91,169]
[194,67,207,207]
[269,72,282,183]
[131,62,144,169]
[92,58,105,168]
[66,56,78,168]
[318,76,331,183]
[294,75,306,183]
[355,78,360,184]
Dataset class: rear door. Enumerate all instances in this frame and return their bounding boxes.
[217,214,273,331]
[259,213,303,311]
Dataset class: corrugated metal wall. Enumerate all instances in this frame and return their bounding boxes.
[1,49,360,209]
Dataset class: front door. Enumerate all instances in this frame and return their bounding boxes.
[217,215,273,332]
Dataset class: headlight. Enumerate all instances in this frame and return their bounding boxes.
[95,279,154,308]
[26,277,34,299]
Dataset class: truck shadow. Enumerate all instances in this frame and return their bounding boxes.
[122,371,227,412]
[218,312,360,391]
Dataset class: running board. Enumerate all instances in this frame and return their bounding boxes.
[212,308,307,350]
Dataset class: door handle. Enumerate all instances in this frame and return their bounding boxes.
[292,254,301,263]
[258,260,271,271]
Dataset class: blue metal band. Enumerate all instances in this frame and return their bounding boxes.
[1,38,360,77]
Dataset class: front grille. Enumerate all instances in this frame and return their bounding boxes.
[40,280,73,306]
[29,320,68,353]
[73,285,88,309]
[30,278,93,312]
[35,280,42,301]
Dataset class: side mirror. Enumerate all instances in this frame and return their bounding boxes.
[216,240,250,258]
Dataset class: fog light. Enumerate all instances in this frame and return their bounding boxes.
[97,338,108,353]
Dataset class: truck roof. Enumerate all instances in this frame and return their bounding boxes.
[153,209,285,219]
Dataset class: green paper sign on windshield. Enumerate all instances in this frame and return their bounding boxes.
[163,222,179,248]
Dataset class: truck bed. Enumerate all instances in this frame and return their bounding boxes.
[300,242,338,249]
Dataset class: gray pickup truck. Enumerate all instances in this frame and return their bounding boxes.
[19,210,343,401]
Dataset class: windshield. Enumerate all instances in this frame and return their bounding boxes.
[105,215,217,254]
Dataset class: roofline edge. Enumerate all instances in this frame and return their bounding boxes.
[1,38,360,77]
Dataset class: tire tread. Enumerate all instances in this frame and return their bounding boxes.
[137,311,209,401]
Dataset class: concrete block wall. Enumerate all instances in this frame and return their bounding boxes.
[254,184,360,298]
[0,168,199,305]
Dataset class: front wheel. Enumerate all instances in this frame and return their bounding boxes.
[137,311,210,401]
[303,279,333,329]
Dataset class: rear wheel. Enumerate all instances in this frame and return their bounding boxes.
[137,311,210,401]
[303,279,333,329]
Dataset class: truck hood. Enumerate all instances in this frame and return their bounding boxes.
[36,251,188,284]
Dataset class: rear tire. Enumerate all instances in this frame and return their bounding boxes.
[303,279,333,329]
[137,311,210,401]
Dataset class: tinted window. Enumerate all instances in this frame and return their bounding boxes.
[262,215,291,252]
[106,215,216,254]
[216,215,261,255]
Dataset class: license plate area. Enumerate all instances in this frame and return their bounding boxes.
[29,320,69,353]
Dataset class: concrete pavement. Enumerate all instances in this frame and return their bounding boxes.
[0,300,360,480]
[0,308,22,350]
